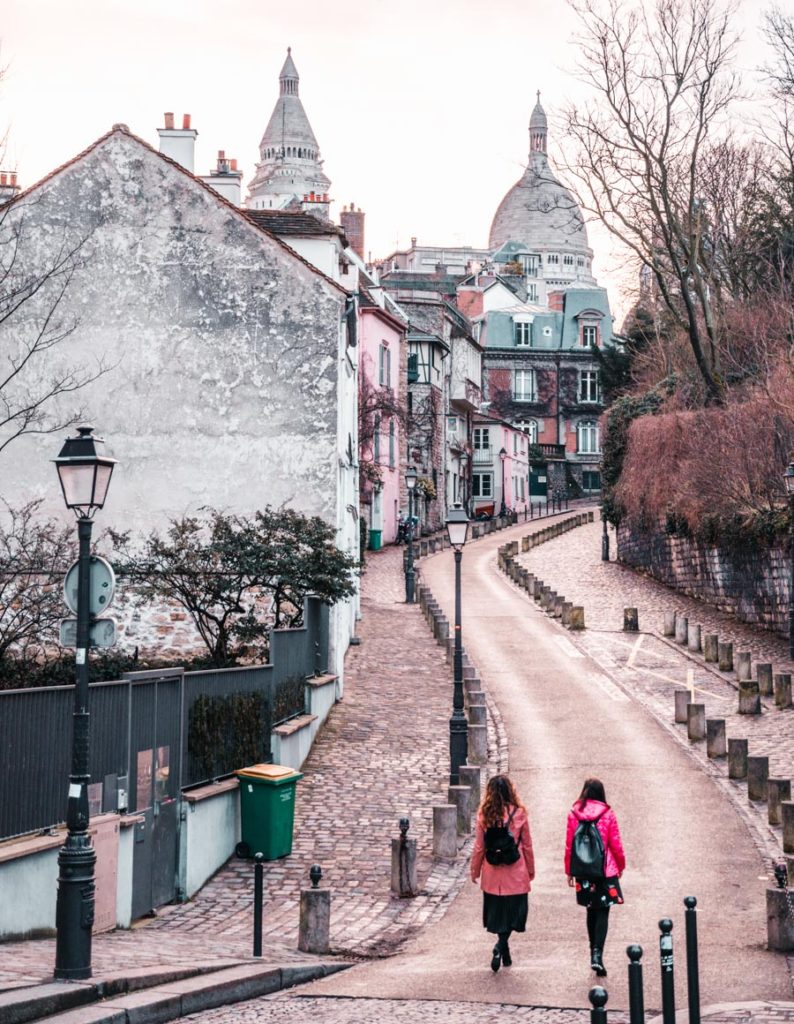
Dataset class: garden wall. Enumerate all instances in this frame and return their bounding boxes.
[617,520,790,636]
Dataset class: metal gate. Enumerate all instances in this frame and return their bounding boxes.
[128,671,182,921]
[530,466,548,498]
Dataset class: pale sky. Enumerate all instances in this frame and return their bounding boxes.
[1,0,780,316]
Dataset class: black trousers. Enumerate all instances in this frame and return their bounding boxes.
[586,907,610,949]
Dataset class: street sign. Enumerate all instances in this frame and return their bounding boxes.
[63,556,116,617]
[59,617,117,649]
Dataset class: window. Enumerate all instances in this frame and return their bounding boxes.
[582,470,602,492]
[546,253,559,265]
[527,283,539,302]
[515,418,538,443]
[563,254,575,267]
[577,256,585,268]
[378,343,391,387]
[473,473,493,498]
[579,371,600,403]
[514,321,532,347]
[520,254,539,277]
[374,413,381,461]
[514,369,537,402]
[582,325,598,348]
[513,433,518,454]
[389,419,395,468]
[473,427,491,464]
[577,420,600,454]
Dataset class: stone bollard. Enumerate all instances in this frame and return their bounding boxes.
[436,619,449,644]
[553,595,565,618]
[703,634,719,662]
[738,681,762,715]
[768,887,794,951]
[298,866,331,954]
[463,664,478,680]
[747,756,770,801]
[687,703,706,741]
[568,606,585,630]
[468,724,487,765]
[467,691,486,710]
[623,608,639,632]
[390,819,418,898]
[433,805,458,861]
[561,602,573,626]
[782,802,794,853]
[663,611,676,637]
[459,765,481,813]
[674,690,691,724]
[728,738,748,779]
[687,623,702,652]
[521,536,529,552]
[675,615,688,645]
[468,704,487,727]
[447,785,472,835]
[737,652,752,682]
[718,642,734,672]
[769,779,792,826]
[758,664,774,697]
[775,674,793,709]
[706,719,727,758]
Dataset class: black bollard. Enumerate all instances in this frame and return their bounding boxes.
[627,944,644,1024]
[684,897,701,1024]
[253,852,264,958]
[589,986,608,1024]
[659,918,675,1024]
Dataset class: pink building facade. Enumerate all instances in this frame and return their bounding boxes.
[471,414,531,518]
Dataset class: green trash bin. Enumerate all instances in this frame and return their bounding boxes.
[236,763,303,860]
[369,528,382,551]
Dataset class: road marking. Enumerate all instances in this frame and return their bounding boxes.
[626,633,644,667]
[586,672,629,703]
[554,636,584,658]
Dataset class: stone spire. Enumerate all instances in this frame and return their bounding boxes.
[245,48,331,211]
[529,91,548,158]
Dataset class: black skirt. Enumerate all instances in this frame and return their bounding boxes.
[482,892,528,934]
[575,876,624,909]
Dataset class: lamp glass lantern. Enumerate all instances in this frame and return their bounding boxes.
[53,426,117,518]
[406,466,418,492]
[499,447,507,461]
[785,461,794,496]
[446,503,469,550]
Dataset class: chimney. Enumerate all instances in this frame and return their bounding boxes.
[340,203,366,260]
[0,169,21,205]
[157,111,198,173]
[547,290,564,312]
[200,149,243,206]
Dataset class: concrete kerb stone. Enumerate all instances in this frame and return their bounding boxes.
[775,673,793,709]
[728,737,749,779]
[432,805,458,861]
[768,779,792,826]
[687,622,702,652]
[703,633,719,662]
[739,681,762,715]
[459,765,481,812]
[748,756,770,802]
[758,663,774,697]
[468,704,487,727]
[737,651,753,682]
[782,801,794,853]
[687,703,706,741]
[675,615,689,645]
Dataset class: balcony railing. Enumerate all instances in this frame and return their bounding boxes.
[534,443,566,460]
[472,447,492,465]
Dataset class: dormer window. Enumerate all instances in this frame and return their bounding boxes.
[515,321,532,347]
[581,325,599,348]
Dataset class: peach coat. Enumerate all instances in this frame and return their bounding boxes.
[470,805,535,896]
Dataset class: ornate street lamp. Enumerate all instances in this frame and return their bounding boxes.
[785,461,794,659]
[52,426,116,980]
[405,466,417,604]
[499,447,507,519]
[446,503,469,784]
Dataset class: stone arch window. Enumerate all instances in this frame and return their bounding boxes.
[577,420,600,454]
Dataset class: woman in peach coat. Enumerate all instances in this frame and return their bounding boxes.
[470,774,535,972]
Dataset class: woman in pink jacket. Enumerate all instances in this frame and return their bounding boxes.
[564,778,625,978]
[471,775,535,972]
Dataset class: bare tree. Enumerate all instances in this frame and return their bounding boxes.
[563,0,741,404]
[358,371,405,497]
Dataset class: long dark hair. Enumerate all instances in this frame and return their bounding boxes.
[577,777,607,810]
[480,774,525,828]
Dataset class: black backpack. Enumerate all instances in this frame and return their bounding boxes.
[570,810,606,880]
[484,808,521,866]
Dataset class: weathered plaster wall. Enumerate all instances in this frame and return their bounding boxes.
[617,520,790,636]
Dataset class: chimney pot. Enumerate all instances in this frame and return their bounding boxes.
[164,112,174,129]
[230,158,238,171]
[182,113,191,130]
[0,174,6,186]
[10,172,16,186]
[218,149,225,160]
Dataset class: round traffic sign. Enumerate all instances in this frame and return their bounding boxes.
[63,556,116,617]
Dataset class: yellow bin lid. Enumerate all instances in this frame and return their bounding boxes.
[237,763,300,781]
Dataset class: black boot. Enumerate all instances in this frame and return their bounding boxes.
[591,947,607,977]
[501,941,512,967]
[491,944,502,972]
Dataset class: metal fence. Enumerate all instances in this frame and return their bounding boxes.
[0,598,329,841]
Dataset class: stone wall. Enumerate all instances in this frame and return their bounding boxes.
[617,520,790,636]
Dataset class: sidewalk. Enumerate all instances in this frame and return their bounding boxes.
[0,545,469,986]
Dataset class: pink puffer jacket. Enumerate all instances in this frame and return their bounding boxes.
[564,799,625,879]
[471,805,535,896]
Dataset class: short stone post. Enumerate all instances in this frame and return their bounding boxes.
[775,673,793,709]
[521,536,529,552]
[703,634,719,662]
[561,603,573,626]
[768,886,794,951]
[568,606,585,630]
[747,756,769,801]
[468,724,487,765]
[663,611,676,637]
[447,785,472,835]
[737,651,752,682]
[623,608,639,632]
[706,719,727,758]
[782,802,794,854]
[390,818,418,897]
[298,865,331,954]
[459,765,481,813]
[433,805,457,861]
[768,779,792,826]
[674,689,690,724]
[468,704,487,727]
[687,623,702,652]
[738,681,762,715]
[728,738,748,779]
[718,642,734,672]
[553,595,565,618]
[436,619,449,644]
[466,690,486,710]
[687,703,706,741]
[675,615,689,645]
[757,664,774,697]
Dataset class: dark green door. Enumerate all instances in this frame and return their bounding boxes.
[529,466,548,498]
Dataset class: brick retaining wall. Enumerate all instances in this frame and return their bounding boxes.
[617,520,790,637]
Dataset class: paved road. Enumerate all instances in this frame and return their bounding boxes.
[301,521,790,1011]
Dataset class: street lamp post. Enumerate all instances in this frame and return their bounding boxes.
[601,505,610,562]
[53,426,116,980]
[499,447,507,520]
[784,461,794,660]
[446,503,469,785]
[405,466,417,604]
